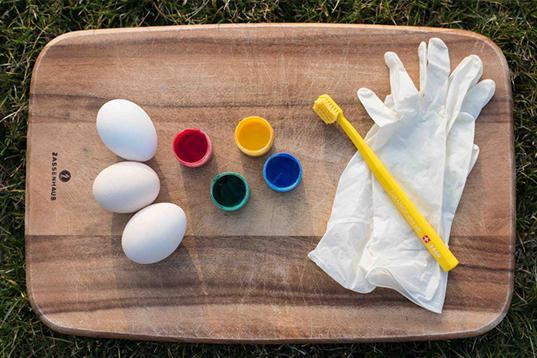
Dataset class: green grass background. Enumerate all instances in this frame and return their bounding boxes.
[1,0,536,356]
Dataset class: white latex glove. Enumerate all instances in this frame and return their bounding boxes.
[308,38,495,313]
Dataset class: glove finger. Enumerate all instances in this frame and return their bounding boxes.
[441,144,479,242]
[441,112,476,240]
[418,41,427,92]
[469,144,479,172]
[384,94,395,109]
[423,38,450,110]
[363,93,398,149]
[384,51,419,111]
[446,55,483,131]
[357,88,399,127]
[460,79,496,118]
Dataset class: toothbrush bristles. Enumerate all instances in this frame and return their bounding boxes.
[313,94,342,124]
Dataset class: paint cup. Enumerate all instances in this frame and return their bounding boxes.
[263,152,302,192]
[234,116,274,157]
[210,172,250,211]
[172,128,212,167]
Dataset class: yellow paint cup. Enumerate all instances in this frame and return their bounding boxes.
[234,116,274,157]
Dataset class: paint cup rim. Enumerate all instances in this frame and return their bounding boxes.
[234,116,274,157]
[263,152,302,192]
[210,172,250,211]
[172,128,212,168]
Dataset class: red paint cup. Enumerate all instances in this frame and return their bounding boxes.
[172,128,212,167]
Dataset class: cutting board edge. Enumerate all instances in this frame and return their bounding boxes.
[23,294,513,344]
[27,23,511,101]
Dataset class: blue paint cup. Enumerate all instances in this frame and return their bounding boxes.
[263,152,302,192]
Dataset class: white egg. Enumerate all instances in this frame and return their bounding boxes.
[93,161,160,213]
[96,99,158,161]
[122,203,187,264]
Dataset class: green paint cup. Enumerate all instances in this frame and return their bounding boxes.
[210,172,250,211]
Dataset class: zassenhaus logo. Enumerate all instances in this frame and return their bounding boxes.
[50,152,71,201]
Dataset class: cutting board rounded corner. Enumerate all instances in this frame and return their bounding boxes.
[25,269,71,336]
[31,30,89,89]
[449,27,509,70]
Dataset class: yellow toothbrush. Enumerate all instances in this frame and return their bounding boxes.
[313,94,458,272]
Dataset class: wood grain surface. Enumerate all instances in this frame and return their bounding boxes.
[25,24,514,343]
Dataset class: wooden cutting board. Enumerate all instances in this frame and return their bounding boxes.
[25,24,514,343]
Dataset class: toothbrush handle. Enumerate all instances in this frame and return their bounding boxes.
[337,115,459,272]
